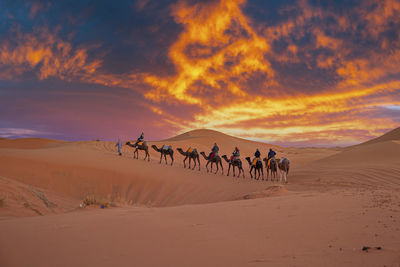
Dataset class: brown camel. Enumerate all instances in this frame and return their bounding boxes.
[263,157,278,181]
[151,145,174,165]
[222,155,245,178]
[200,152,223,174]
[176,148,200,170]
[126,141,150,161]
[245,157,264,180]
[278,158,290,183]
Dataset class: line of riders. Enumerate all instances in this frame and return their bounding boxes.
[116,132,290,182]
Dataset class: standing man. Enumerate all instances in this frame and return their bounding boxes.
[116,138,123,156]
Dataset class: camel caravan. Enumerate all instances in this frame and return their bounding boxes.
[119,133,290,183]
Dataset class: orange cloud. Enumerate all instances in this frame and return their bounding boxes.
[363,0,400,37]
[143,0,275,105]
[0,27,101,81]
[179,80,400,143]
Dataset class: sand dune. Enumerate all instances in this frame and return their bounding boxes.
[320,140,400,164]
[0,129,400,266]
[355,126,400,147]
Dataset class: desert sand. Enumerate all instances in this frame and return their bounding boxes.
[0,129,400,266]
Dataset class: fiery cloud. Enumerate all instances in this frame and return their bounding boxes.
[1,0,400,146]
[0,27,101,80]
[144,0,274,105]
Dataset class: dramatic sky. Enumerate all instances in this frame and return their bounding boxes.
[1,0,400,146]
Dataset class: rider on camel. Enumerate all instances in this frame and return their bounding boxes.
[231,146,240,162]
[135,132,144,147]
[252,148,261,166]
[209,143,219,159]
[267,148,276,160]
[267,148,276,168]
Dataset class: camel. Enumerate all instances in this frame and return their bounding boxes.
[263,157,278,181]
[245,157,264,180]
[176,148,200,170]
[222,155,245,178]
[126,141,150,161]
[278,158,290,183]
[200,152,223,175]
[151,145,174,165]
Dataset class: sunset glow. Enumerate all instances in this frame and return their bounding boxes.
[1,0,399,146]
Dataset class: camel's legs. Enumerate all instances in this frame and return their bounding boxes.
[164,154,168,165]
[206,161,210,172]
[214,162,218,174]
[227,164,231,176]
[192,159,196,170]
[197,157,200,171]
[261,167,264,180]
[191,157,195,170]
[169,154,174,166]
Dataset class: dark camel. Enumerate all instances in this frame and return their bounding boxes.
[263,157,278,181]
[222,155,245,178]
[176,148,200,170]
[200,152,223,174]
[126,141,150,161]
[151,145,174,165]
[245,157,264,180]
